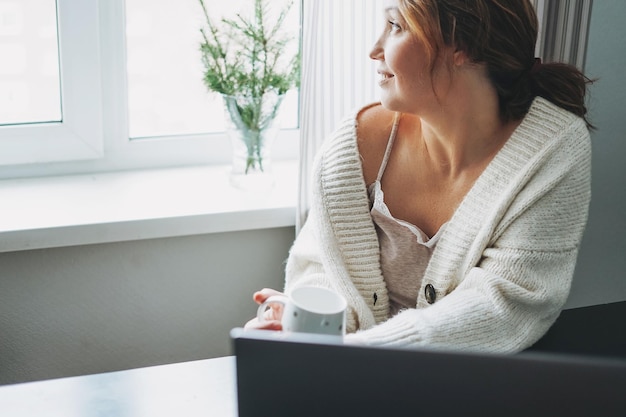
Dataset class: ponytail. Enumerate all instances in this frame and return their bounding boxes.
[531,62,595,129]
[491,60,595,130]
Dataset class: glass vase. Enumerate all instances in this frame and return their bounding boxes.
[221,92,285,191]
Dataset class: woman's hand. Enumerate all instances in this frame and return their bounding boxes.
[244,288,285,331]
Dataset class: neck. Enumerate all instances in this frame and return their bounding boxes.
[415,70,517,177]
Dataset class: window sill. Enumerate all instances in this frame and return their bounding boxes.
[0,161,298,253]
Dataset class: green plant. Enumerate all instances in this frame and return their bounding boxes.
[198,0,300,173]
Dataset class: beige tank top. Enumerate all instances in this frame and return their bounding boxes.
[367,114,446,317]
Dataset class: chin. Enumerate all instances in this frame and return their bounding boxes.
[379,96,405,113]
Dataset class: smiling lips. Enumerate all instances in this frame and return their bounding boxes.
[378,70,394,85]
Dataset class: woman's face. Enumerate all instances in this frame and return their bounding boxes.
[370,0,444,114]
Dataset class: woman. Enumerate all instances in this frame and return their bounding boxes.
[246,0,593,353]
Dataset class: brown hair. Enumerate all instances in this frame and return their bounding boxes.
[397,0,594,128]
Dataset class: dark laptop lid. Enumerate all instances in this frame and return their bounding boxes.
[231,328,626,417]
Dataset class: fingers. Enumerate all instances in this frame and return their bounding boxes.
[260,302,284,322]
[252,288,284,304]
[244,317,283,331]
[246,288,285,332]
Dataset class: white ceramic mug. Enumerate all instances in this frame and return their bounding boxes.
[257,286,347,337]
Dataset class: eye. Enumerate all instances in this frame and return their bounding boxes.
[387,20,402,33]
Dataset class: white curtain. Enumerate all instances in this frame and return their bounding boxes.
[297,0,384,232]
[533,0,592,69]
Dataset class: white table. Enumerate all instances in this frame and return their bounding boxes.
[0,356,238,417]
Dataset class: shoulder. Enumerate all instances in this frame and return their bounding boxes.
[525,97,591,161]
[527,97,588,139]
[355,103,397,184]
[356,103,396,142]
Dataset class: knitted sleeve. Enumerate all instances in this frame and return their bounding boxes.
[284,207,364,332]
[284,109,387,333]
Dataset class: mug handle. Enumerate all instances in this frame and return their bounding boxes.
[257,294,289,322]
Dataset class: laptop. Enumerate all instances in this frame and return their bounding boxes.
[231,328,626,417]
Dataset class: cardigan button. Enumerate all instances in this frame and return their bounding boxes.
[425,284,436,304]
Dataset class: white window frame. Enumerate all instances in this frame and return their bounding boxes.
[0,0,298,180]
[0,0,103,167]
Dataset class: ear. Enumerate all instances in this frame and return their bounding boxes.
[452,49,469,67]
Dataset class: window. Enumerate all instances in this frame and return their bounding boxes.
[0,0,61,126]
[0,0,299,179]
[0,0,586,180]
[124,0,299,139]
[0,0,102,169]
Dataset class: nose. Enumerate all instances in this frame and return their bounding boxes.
[369,36,384,61]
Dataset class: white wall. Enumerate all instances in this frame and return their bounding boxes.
[565,0,626,308]
[0,227,294,385]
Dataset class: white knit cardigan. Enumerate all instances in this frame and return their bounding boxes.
[285,97,591,353]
